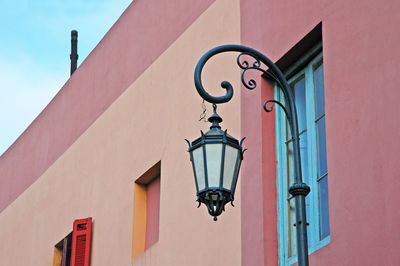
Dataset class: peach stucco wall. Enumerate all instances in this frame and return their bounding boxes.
[0,0,241,265]
[0,0,214,213]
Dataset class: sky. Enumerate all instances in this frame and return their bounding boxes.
[0,0,132,155]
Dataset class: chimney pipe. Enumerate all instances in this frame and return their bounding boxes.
[70,30,78,75]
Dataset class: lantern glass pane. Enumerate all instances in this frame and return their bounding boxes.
[205,143,223,187]
[232,158,242,194]
[223,145,239,190]
[192,147,206,191]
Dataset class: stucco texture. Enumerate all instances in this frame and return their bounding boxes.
[241,0,400,265]
[0,0,214,214]
[0,0,241,265]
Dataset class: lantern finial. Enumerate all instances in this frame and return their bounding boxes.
[208,103,222,129]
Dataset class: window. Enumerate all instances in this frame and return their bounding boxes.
[53,233,72,266]
[132,161,161,260]
[276,46,329,265]
[53,218,92,266]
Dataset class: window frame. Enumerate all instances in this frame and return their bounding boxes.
[132,161,161,260]
[275,44,330,266]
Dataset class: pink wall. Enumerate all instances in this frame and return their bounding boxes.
[0,0,214,213]
[241,76,278,265]
[241,0,400,265]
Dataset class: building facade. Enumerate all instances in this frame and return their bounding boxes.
[0,0,399,265]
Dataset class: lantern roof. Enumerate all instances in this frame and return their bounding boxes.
[190,107,240,149]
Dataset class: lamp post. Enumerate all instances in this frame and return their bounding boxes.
[186,45,311,266]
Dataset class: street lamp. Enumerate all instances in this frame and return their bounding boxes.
[185,103,245,221]
[186,45,311,266]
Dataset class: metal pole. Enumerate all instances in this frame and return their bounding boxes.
[70,30,78,75]
[194,44,310,266]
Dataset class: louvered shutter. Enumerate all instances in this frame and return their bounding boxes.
[71,218,92,266]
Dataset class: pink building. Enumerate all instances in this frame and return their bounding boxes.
[0,0,399,265]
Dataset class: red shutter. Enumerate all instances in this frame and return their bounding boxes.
[71,217,92,266]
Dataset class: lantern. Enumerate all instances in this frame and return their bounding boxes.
[186,105,245,221]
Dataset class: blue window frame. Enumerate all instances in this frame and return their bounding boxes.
[276,45,329,265]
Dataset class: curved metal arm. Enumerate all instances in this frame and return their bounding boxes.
[263,100,290,122]
[194,44,301,182]
[194,44,310,266]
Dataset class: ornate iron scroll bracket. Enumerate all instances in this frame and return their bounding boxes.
[194,45,293,124]
[193,45,300,168]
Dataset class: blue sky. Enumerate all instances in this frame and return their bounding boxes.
[0,0,132,155]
